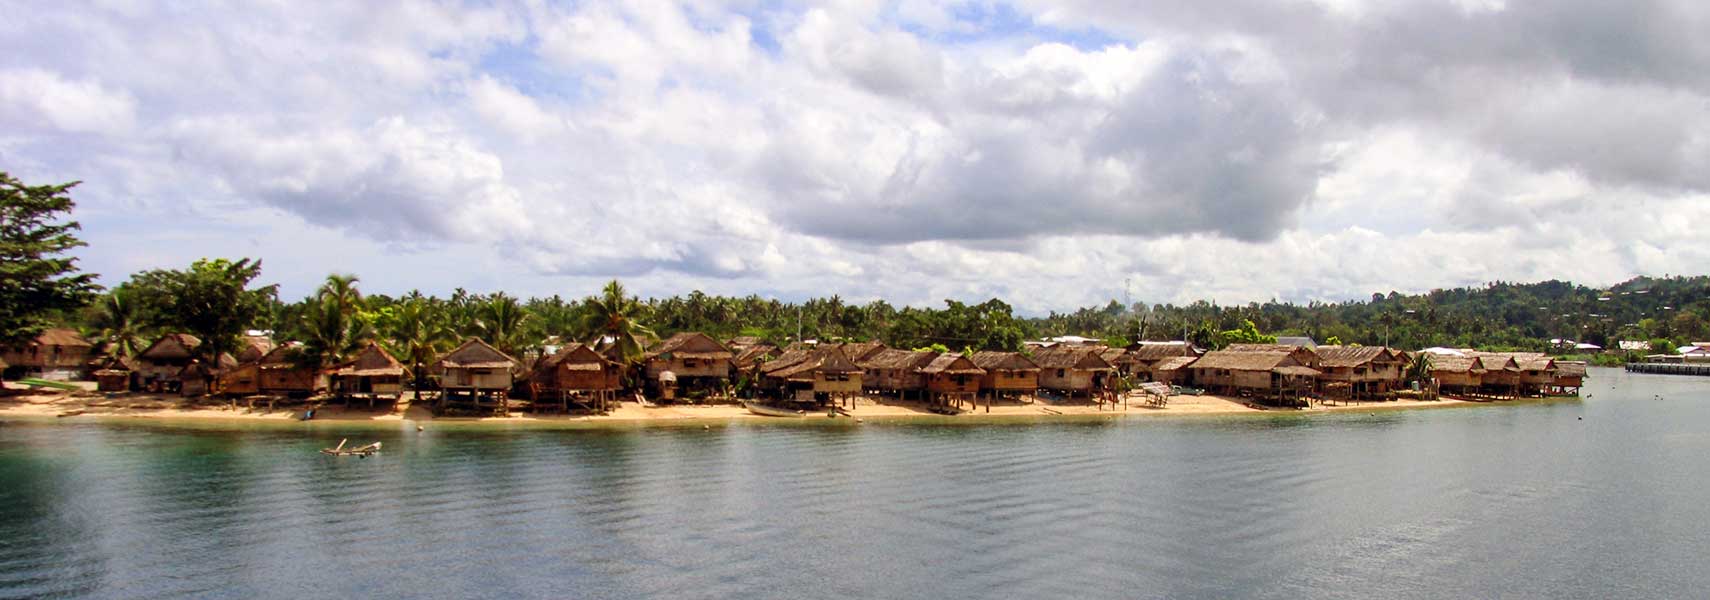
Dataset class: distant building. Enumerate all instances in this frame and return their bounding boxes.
[1274,336,1317,349]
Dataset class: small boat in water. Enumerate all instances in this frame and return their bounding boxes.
[320,438,381,457]
[743,401,806,417]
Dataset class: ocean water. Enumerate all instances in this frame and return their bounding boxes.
[3,367,1707,599]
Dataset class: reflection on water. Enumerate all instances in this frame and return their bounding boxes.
[3,368,1708,599]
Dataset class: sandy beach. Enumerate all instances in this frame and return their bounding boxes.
[0,381,1484,427]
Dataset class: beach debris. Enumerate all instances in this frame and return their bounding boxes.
[416,425,425,431]
[56,408,85,418]
[320,438,381,457]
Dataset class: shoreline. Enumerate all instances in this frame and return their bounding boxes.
[0,386,1569,431]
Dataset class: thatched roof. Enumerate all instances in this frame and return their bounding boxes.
[1226,343,1310,354]
[1030,345,1114,370]
[769,346,864,380]
[1191,350,1293,371]
[1429,355,1484,373]
[1475,352,1553,371]
[435,338,519,369]
[725,336,763,349]
[257,343,312,370]
[969,351,1039,372]
[1475,355,1519,371]
[822,341,887,362]
[857,348,937,371]
[919,354,986,375]
[760,349,815,375]
[28,328,92,348]
[1315,346,1388,368]
[237,336,275,363]
[1152,356,1198,372]
[733,343,779,369]
[137,333,201,361]
[647,332,734,360]
[1127,343,1198,360]
[335,343,407,377]
[1555,361,1587,376]
[1100,347,1134,365]
[1273,365,1322,377]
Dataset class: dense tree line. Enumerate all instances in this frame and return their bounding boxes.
[70,257,1710,370]
[7,173,1708,369]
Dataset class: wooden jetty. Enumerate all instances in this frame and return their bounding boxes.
[1626,362,1710,377]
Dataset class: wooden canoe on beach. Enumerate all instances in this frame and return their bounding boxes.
[743,401,806,417]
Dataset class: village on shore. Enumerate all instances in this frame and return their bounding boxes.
[1,327,1591,423]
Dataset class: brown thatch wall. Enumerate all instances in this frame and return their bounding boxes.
[927,373,980,395]
[982,370,1037,391]
[1039,368,1096,392]
[647,358,731,379]
[220,364,261,395]
[444,367,512,390]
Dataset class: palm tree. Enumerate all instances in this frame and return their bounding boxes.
[386,298,453,402]
[298,297,371,370]
[318,273,364,316]
[578,280,657,365]
[90,289,147,358]
[477,292,531,357]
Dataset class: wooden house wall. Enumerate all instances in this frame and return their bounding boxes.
[814,372,863,394]
[96,372,130,392]
[445,367,512,390]
[1,344,92,370]
[981,370,1037,391]
[647,358,730,379]
[1433,371,1480,387]
[554,367,621,391]
[1039,368,1095,391]
[864,368,923,391]
[927,373,980,395]
[338,375,403,395]
[1482,371,1519,386]
[221,364,261,395]
[261,368,318,393]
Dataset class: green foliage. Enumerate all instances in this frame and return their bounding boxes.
[127,258,276,361]
[1216,319,1276,349]
[580,280,656,365]
[914,343,951,353]
[0,173,99,347]
[1325,335,1342,346]
[86,287,148,357]
[1649,338,1675,354]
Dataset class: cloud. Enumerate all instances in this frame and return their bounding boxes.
[0,68,136,134]
[5,0,1710,310]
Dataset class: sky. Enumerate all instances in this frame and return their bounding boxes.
[4,0,1709,315]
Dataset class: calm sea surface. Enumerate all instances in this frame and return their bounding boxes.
[4,367,1709,599]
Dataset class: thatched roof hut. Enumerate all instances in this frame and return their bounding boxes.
[1225,343,1321,368]
[236,335,276,364]
[1031,345,1114,394]
[1150,355,1198,384]
[645,333,735,389]
[133,333,202,390]
[732,343,779,371]
[762,346,864,403]
[856,348,937,394]
[0,328,94,374]
[435,338,518,390]
[1190,350,1319,405]
[970,351,1040,393]
[919,353,984,405]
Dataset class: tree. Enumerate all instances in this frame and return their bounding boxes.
[477,292,531,357]
[383,297,452,402]
[129,258,277,362]
[88,287,148,357]
[0,173,99,347]
[578,280,656,366]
